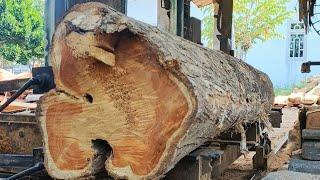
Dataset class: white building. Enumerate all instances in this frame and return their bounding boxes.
[285,21,308,85]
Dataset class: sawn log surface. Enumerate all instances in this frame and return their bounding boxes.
[37,3,274,179]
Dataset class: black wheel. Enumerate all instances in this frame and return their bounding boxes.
[310,0,320,35]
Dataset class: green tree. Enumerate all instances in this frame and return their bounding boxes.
[202,0,292,60]
[0,0,45,65]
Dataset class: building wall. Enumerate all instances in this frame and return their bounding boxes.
[285,21,308,86]
[246,2,320,87]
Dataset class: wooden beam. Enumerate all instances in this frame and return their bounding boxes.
[192,0,216,7]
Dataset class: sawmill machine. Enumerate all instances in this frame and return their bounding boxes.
[0,0,281,179]
[300,0,320,73]
[288,0,320,175]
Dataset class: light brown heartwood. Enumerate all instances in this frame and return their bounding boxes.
[36,3,274,179]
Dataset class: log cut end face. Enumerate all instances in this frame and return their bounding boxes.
[38,3,193,179]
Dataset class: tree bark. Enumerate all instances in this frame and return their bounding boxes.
[37,2,274,179]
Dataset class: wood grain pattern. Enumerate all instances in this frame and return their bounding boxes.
[37,3,274,179]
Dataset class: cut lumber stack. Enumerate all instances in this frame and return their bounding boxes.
[0,94,37,113]
[288,92,318,106]
[0,101,36,113]
[0,69,15,81]
[301,107,320,160]
[0,68,31,81]
[274,95,289,106]
[274,78,320,107]
[0,68,36,113]
[306,110,320,129]
[36,3,274,179]
[293,78,319,94]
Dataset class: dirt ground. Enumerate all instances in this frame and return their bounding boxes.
[218,107,301,180]
[218,152,256,180]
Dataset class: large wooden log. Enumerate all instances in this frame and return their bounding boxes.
[36,3,274,179]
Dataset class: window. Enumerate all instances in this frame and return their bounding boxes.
[290,23,304,30]
[289,34,304,58]
[287,21,306,60]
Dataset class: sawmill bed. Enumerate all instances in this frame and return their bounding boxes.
[219,107,300,180]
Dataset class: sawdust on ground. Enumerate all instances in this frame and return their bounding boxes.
[267,120,301,171]
[218,152,256,180]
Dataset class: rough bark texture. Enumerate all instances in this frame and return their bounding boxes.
[37,3,274,179]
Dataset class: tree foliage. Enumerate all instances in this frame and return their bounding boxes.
[202,0,292,59]
[0,0,44,64]
[202,5,215,49]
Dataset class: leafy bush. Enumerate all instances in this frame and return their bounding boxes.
[0,0,44,64]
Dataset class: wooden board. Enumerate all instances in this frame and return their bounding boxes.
[0,100,37,113]
[192,0,217,7]
[306,110,320,129]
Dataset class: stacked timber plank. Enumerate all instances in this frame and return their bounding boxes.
[0,68,31,81]
[192,0,217,7]
[274,77,320,107]
[302,107,320,160]
[0,90,38,113]
[288,105,320,174]
[0,68,37,113]
[37,3,274,179]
